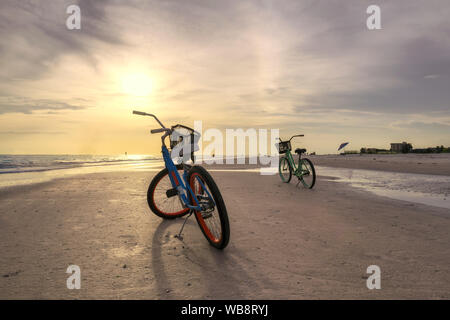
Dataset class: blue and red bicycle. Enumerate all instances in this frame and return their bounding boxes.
[133,110,230,249]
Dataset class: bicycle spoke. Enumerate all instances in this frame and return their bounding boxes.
[151,169,186,216]
[192,176,222,242]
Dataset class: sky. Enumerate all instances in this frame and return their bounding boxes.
[0,0,449,155]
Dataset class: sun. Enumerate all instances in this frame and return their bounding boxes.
[121,73,153,96]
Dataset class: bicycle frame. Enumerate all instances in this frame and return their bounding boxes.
[161,138,215,212]
[279,135,308,176]
[132,109,215,211]
[283,149,301,175]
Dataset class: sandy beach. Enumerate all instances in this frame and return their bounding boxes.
[309,153,450,176]
[0,156,449,299]
[2,0,450,304]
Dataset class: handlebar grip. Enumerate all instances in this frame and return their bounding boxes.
[150,128,167,134]
[133,110,147,116]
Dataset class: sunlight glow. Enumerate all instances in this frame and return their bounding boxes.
[121,73,153,96]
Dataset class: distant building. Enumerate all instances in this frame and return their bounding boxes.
[390,143,404,153]
[390,142,412,153]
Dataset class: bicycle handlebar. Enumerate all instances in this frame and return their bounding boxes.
[150,128,171,134]
[132,110,147,116]
[132,109,166,128]
[132,110,199,157]
[278,134,305,142]
[289,134,304,141]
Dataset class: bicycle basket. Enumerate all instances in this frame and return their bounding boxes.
[276,141,291,154]
[170,125,200,163]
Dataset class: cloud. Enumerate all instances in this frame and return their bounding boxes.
[394,121,450,129]
[0,0,449,152]
[0,96,88,114]
[0,0,127,81]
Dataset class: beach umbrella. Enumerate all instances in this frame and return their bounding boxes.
[338,142,349,151]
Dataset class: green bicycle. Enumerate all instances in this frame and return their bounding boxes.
[277,135,316,189]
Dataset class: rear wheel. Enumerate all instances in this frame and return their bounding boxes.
[279,157,292,183]
[147,165,189,219]
[188,166,230,249]
[298,158,316,189]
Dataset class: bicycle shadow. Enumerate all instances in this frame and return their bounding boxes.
[206,245,282,299]
[150,216,279,299]
[150,217,275,299]
[173,233,278,298]
[150,218,188,298]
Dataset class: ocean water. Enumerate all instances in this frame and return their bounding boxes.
[1,155,449,210]
[317,166,450,210]
[0,154,252,188]
[213,165,450,209]
[0,154,164,188]
[0,154,162,173]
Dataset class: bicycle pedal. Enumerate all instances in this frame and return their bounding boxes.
[201,212,213,219]
[166,188,178,198]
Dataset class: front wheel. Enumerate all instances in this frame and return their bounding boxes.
[298,158,316,189]
[279,156,292,183]
[147,165,189,219]
[187,166,230,249]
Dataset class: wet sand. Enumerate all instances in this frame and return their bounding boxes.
[308,153,450,176]
[0,168,449,299]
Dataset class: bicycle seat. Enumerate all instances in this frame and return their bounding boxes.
[295,148,307,154]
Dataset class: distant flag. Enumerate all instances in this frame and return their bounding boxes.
[338,142,349,151]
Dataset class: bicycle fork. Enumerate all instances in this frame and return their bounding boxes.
[174,172,215,241]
